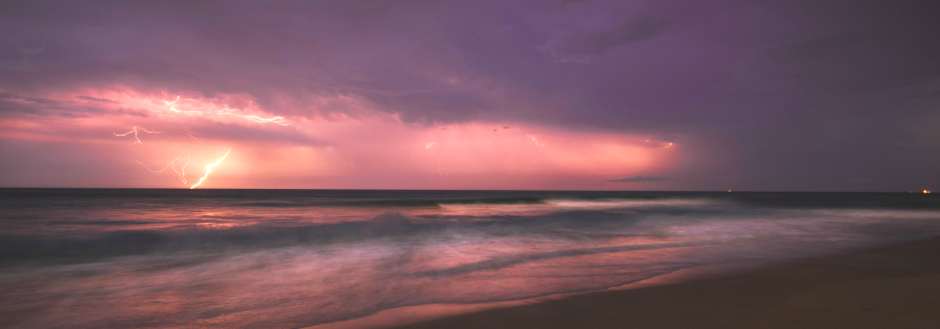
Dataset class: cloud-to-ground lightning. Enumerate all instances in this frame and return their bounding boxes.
[135,152,191,184]
[190,148,232,189]
[114,126,162,144]
[436,156,443,179]
[327,147,355,166]
[174,155,190,184]
[526,134,545,147]
[424,141,444,179]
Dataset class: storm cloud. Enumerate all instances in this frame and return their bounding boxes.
[1,0,939,191]
[543,15,671,61]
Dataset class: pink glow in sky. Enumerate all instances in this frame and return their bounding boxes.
[0,89,678,189]
[7,1,936,190]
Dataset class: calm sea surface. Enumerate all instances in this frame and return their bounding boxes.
[1,189,939,328]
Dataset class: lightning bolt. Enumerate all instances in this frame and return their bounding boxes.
[164,95,181,112]
[164,97,291,125]
[425,142,444,179]
[172,153,190,184]
[238,115,291,126]
[162,94,202,114]
[181,128,202,143]
[114,127,162,144]
[135,160,172,173]
[436,156,443,179]
[328,147,354,166]
[190,148,232,189]
[216,101,292,126]
[135,153,191,184]
[526,134,545,147]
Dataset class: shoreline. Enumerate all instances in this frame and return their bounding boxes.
[310,259,770,329]
[355,237,940,329]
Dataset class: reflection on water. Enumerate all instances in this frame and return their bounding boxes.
[1,189,938,328]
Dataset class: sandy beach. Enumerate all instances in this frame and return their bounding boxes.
[392,238,940,329]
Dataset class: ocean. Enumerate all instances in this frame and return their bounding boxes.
[1,189,938,328]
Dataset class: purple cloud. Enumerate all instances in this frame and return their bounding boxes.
[1,0,939,190]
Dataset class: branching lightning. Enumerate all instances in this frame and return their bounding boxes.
[175,154,190,184]
[114,126,162,144]
[190,148,232,189]
[162,96,291,125]
[238,115,291,126]
[135,152,191,184]
[164,95,181,112]
[180,128,202,143]
[162,94,202,114]
[526,134,545,147]
[217,101,292,126]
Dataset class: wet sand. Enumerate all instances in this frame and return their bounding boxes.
[392,238,940,329]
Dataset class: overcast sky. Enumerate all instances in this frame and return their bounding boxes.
[1,0,938,190]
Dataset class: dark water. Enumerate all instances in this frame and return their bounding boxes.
[1,189,939,328]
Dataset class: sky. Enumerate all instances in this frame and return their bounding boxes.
[1,0,938,191]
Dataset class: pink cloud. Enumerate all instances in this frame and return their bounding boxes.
[1,88,679,189]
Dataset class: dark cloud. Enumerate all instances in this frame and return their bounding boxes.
[370,91,491,124]
[1,93,74,117]
[910,90,940,98]
[75,96,119,104]
[607,175,669,183]
[545,15,671,60]
[0,92,136,118]
[1,0,939,190]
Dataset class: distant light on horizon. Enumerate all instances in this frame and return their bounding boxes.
[190,148,233,189]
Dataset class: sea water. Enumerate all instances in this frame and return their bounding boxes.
[1,189,938,328]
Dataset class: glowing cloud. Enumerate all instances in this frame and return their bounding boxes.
[215,101,292,125]
[1,89,678,189]
[190,148,232,189]
[237,115,291,126]
[162,95,202,115]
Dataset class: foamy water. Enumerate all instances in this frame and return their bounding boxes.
[1,189,938,328]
